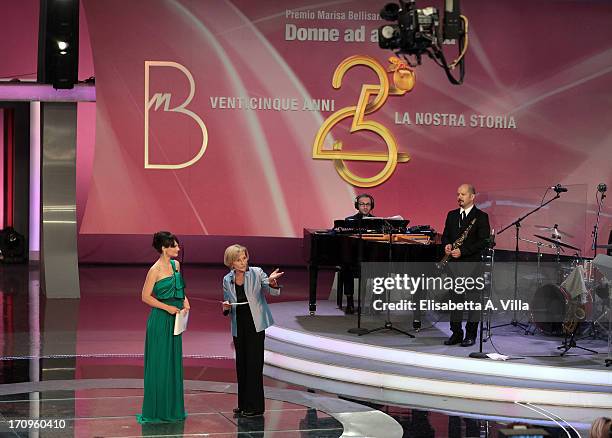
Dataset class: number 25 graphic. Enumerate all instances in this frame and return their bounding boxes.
[312,55,414,187]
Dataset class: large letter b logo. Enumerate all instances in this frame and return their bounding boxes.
[144,61,208,169]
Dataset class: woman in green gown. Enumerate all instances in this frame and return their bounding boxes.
[137,231,190,423]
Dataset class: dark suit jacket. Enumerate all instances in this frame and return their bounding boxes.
[441,206,490,262]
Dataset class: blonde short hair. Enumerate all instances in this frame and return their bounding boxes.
[224,244,249,268]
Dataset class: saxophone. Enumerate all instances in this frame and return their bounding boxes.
[436,218,477,270]
[562,297,586,335]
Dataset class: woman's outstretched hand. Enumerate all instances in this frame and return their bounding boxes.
[268,268,284,288]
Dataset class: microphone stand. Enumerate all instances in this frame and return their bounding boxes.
[474,232,495,355]
[349,216,369,335]
[492,191,562,333]
[591,189,606,257]
[360,219,414,338]
[579,188,607,341]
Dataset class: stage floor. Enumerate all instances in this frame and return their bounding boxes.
[0,382,346,438]
[0,263,607,437]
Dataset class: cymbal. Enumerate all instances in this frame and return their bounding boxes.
[534,234,580,251]
[534,225,574,238]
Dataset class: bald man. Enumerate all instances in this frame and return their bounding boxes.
[441,184,490,347]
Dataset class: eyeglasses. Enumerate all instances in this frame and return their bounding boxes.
[358,202,371,207]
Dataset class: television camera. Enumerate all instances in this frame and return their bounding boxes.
[378,0,467,84]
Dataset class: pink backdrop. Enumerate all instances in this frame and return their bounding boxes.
[2,0,611,263]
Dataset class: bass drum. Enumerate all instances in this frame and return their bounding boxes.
[530,283,591,336]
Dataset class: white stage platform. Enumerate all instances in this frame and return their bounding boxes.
[263,301,611,426]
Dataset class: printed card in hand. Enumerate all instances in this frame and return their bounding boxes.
[174,309,189,335]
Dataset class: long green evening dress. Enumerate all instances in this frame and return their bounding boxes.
[137,259,187,423]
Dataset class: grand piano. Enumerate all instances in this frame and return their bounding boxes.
[303,219,442,314]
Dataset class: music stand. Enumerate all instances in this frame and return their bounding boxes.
[359,218,414,338]
[593,254,612,366]
[334,217,376,321]
[493,192,562,333]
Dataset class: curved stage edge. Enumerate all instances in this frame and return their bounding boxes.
[263,301,611,418]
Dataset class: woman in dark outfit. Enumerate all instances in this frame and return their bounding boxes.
[222,244,283,417]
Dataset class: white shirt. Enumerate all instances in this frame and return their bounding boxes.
[460,204,474,217]
[459,205,474,227]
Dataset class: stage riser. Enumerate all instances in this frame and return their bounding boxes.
[264,364,609,426]
[265,301,611,411]
[264,351,612,409]
[267,327,610,388]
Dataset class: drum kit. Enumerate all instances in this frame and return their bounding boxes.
[491,185,610,363]
[519,224,610,345]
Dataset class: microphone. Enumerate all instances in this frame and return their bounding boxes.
[598,183,607,200]
[550,184,568,193]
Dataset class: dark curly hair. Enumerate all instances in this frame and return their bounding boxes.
[152,231,179,253]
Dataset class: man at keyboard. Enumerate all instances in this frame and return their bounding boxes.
[340,194,376,314]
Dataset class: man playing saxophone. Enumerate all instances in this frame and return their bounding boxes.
[441,184,491,347]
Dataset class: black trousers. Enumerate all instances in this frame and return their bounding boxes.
[449,289,480,336]
[233,304,265,412]
[448,262,482,336]
[340,265,358,297]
